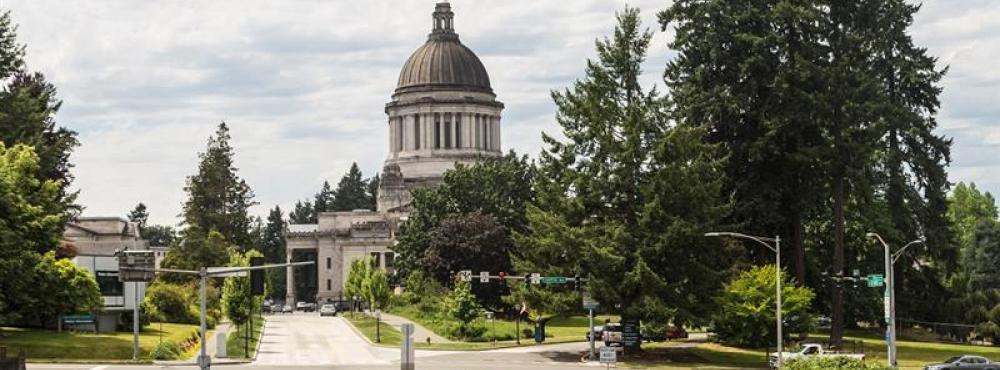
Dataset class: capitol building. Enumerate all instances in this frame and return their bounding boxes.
[284,2,504,303]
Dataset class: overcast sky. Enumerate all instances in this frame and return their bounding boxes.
[2,0,996,226]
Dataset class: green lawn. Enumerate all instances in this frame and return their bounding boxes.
[389,305,616,344]
[0,322,201,362]
[225,315,264,359]
[343,314,402,346]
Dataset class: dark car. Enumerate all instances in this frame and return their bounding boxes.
[925,356,999,370]
[665,326,688,340]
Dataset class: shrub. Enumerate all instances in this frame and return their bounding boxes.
[712,265,815,347]
[783,357,891,370]
[145,282,195,324]
[150,340,183,360]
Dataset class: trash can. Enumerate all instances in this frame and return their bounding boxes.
[534,323,546,343]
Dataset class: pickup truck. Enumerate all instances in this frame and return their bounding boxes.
[770,343,865,368]
[602,323,622,346]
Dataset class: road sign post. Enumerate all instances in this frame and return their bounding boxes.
[600,346,617,369]
[583,293,599,361]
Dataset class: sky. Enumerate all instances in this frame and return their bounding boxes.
[1,0,997,226]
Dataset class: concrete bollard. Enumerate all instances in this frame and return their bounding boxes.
[401,323,414,370]
[216,333,227,358]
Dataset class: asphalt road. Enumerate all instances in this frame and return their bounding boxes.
[27,312,600,370]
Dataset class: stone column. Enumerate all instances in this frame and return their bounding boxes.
[494,115,501,150]
[285,251,295,303]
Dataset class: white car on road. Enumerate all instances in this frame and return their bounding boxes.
[770,343,865,368]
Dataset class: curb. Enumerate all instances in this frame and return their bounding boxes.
[342,314,377,346]
[251,316,266,361]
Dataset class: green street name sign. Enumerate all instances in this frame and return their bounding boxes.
[542,276,567,284]
[866,274,885,288]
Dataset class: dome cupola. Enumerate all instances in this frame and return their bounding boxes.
[395,2,492,94]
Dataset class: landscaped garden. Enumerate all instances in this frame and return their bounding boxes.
[0,322,202,362]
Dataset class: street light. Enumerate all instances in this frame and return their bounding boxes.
[705,232,783,368]
[866,232,923,368]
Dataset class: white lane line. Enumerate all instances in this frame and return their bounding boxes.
[87,366,108,370]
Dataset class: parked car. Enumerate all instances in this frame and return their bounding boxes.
[924,355,999,370]
[319,303,337,317]
[262,302,272,314]
[281,304,294,314]
[665,326,688,340]
[602,323,623,346]
[585,325,604,341]
[770,343,865,369]
[816,316,832,330]
[296,301,316,312]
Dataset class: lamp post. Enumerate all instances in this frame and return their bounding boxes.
[375,309,382,343]
[866,233,923,368]
[706,232,782,368]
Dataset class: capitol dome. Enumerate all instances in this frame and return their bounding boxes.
[395,2,492,94]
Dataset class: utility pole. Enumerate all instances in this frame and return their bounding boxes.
[133,281,140,361]
[867,233,923,368]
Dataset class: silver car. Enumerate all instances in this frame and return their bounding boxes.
[319,303,337,317]
[925,356,998,370]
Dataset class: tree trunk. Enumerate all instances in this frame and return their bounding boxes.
[793,211,806,285]
[830,175,846,345]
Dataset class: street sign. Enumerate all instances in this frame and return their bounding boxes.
[599,346,617,364]
[622,319,641,350]
[480,271,490,283]
[582,294,599,310]
[530,273,541,285]
[542,276,567,284]
[458,270,473,282]
[866,274,885,287]
[118,250,155,282]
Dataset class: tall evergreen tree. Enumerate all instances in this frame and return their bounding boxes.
[313,181,334,216]
[260,206,287,300]
[331,163,370,211]
[127,202,149,230]
[0,13,78,228]
[523,7,732,334]
[289,200,315,224]
[366,174,380,211]
[181,122,257,248]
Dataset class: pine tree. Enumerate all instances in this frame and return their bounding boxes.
[127,202,149,230]
[313,181,334,215]
[0,12,25,79]
[289,200,316,224]
[181,122,257,248]
[524,7,732,337]
[260,206,287,300]
[366,174,380,210]
[331,163,370,211]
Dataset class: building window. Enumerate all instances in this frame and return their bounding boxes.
[414,116,421,150]
[455,115,462,148]
[370,252,381,267]
[327,279,331,291]
[385,253,395,268]
[435,119,441,149]
[96,271,123,296]
[444,115,452,149]
[326,257,331,270]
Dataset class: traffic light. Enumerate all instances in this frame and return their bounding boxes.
[498,271,507,282]
[573,274,580,290]
[250,257,265,295]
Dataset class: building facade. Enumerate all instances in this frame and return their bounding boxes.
[284,2,503,304]
[64,217,149,332]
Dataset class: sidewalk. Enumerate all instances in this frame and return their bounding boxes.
[373,312,451,344]
[188,321,230,362]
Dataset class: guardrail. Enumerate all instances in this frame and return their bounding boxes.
[0,346,26,370]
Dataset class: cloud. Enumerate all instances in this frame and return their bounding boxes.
[3,0,996,225]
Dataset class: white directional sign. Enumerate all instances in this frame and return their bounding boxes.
[480,271,490,283]
[458,270,473,282]
[599,346,617,364]
[530,273,541,285]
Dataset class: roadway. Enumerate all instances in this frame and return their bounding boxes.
[27,312,599,370]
